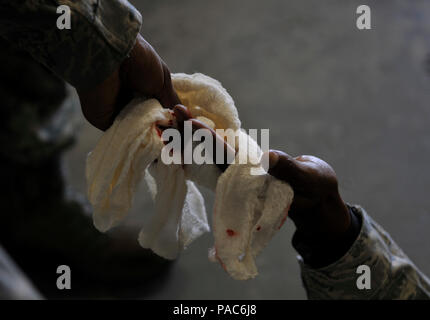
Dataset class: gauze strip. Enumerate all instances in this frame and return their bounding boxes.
[138,161,209,259]
[86,98,168,232]
[172,73,241,131]
[86,97,209,260]
[211,131,293,280]
[85,73,294,280]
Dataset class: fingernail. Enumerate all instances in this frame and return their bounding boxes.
[173,104,190,122]
[268,150,279,169]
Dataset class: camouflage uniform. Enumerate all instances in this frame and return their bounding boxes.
[0,0,141,164]
[299,205,430,299]
[0,0,429,301]
[0,0,142,166]
[0,0,175,300]
[0,0,142,91]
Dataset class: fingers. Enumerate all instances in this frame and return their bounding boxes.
[122,34,181,108]
[156,64,181,108]
[78,69,122,131]
[268,149,341,212]
[173,104,192,122]
[190,119,236,172]
[172,105,235,172]
[268,150,322,227]
[268,150,316,194]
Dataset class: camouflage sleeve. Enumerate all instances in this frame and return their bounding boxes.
[0,0,142,91]
[298,205,430,299]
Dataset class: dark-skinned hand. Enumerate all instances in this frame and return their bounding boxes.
[78,40,359,266]
[158,109,358,268]
[78,34,180,131]
[267,150,360,268]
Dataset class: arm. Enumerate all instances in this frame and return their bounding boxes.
[0,0,140,91]
[0,0,180,130]
[299,205,430,299]
[268,150,430,299]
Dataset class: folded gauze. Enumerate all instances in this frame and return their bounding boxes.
[86,73,294,280]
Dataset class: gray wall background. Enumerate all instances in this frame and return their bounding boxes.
[64,0,430,299]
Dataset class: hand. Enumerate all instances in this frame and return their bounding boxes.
[268,150,359,267]
[78,34,180,131]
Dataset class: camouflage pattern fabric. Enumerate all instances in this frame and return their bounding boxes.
[299,205,430,299]
[0,0,142,91]
[0,1,156,299]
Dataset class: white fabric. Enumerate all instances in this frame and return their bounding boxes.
[86,73,294,280]
[86,97,209,260]
[211,130,293,280]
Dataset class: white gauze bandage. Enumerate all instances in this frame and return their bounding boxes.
[86,73,293,280]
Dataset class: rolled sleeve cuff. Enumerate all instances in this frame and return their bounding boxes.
[297,205,391,299]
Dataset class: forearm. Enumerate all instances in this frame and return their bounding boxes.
[297,205,430,299]
[292,205,361,269]
[0,0,142,91]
